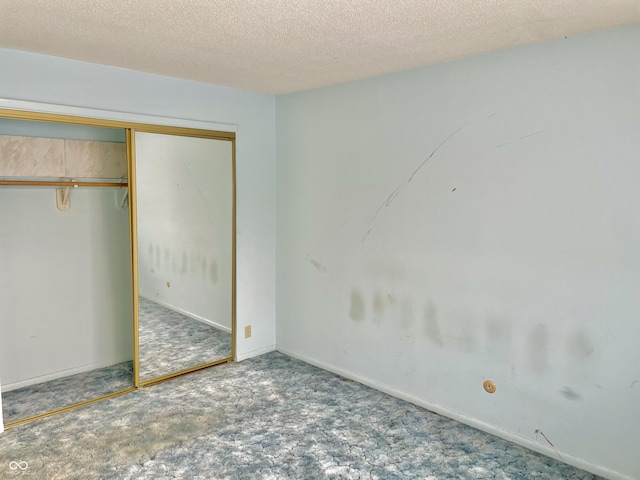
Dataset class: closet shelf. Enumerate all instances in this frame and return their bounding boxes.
[0,180,128,188]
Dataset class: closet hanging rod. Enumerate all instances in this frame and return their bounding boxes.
[0,180,128,188]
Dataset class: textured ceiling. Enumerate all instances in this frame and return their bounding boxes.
[1,1,639,95]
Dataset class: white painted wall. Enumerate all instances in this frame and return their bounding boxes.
[136,132,233,331]
[276,25,640,480]
[0,187,132,389]
[0,48,277,360]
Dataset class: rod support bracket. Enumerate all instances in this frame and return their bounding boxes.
[56,187,70,211]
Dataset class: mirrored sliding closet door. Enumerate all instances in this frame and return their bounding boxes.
[0,115,134,427]
[132,130,235,385]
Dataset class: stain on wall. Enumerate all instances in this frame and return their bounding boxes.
[567,331,595,358]
[485,314,512,359]
[372,290,386,324]
[209,261,218,284]
[307,256,328,273]
[454,318,475,354]
[423,301,444,347]
[529,323,549,374]
[559,386,582,401]
[181,251,188,274]
[349,289,365,321]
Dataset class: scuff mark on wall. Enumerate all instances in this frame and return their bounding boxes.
[519,130,546,140]
[409,124,468,183]
[363,123,467,241]
[559,386,582,401]
[306,256,328,273]
[494,129,547,148]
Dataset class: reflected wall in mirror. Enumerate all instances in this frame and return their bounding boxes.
[0,116,133,427]
[134,131,234,384]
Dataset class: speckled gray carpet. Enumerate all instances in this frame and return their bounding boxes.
[2,298,231,425]
[138,297,232,381]
[1,362,133,425]
[0,352,600,479]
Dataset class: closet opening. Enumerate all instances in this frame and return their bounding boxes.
[0,116,134,427]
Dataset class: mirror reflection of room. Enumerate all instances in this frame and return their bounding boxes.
[134,131,233,383]
[0,118,133,426]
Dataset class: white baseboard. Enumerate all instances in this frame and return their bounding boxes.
[235,344,276,362]
[2,356,133,392]
[276,345,631,480]
[140,295,231,333]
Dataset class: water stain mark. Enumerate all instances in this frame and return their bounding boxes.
[373,291,385,315]
[349,290,365,321]
[567,331,595,358]
[399,299,414,329]
[630,380,639,388]
[181,251,188,274]
[209,261,218,284]
[455,328,475,354]
[485,315,512,358]
[529,324,549,374]
[423,301,444,347]
[372,291,385,325]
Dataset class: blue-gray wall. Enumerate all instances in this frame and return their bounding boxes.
[276,24,640,480]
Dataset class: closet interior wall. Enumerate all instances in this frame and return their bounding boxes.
[0,118,132,407]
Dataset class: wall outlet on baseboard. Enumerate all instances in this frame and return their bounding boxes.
[244,325,252,339]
